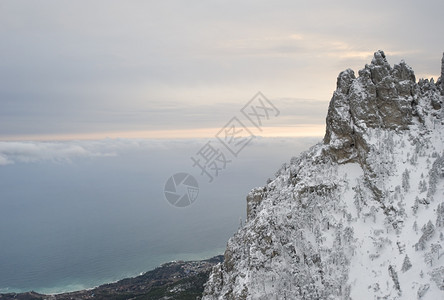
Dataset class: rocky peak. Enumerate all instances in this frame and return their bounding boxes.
[324,50,422,163]
[441,52,444,93]
[368,50,392,83]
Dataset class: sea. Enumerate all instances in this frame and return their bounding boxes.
[0,137,319,294]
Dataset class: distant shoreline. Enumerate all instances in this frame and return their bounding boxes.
[0,255,224,300]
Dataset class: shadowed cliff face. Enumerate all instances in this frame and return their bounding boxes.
[324,50,442,164]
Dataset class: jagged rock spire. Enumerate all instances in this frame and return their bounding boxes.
[441,52,444,93]
[371,50,389,66]
[324,50,417,163]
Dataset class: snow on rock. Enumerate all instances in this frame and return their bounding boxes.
[202,51,444,300]
[440,52,444,94]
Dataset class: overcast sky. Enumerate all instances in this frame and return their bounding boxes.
[1,0,444,140]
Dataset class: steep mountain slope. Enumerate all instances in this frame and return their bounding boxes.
[203,51,444,300]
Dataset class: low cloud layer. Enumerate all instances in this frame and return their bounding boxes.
[0,136,322,167]
[0,141,116,165]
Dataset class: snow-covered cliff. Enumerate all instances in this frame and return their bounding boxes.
[203,51,444,299]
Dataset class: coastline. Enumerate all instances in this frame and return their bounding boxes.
[0,247,227,295]
[0,255,223,300]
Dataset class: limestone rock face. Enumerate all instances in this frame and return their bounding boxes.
[441,52,444,94]
[246,187,266,221]
[324,50,418,163]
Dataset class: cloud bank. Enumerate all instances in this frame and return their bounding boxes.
[0,136,323,166]
[0,141,117,165]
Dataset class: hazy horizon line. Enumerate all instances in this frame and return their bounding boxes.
[0,125,326,142]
